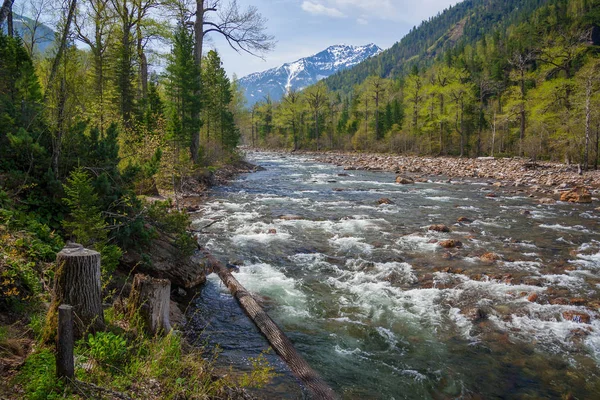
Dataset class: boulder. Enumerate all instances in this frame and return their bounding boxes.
[457,216,472,223]
[429,224,450,233]
[562,311,591,324]
[122,231,207,289]
[378,198,394,205]
[560,187,592,203]
[480,252,501,263]
[267,228,277,234]
[439,239,462,248]
[395,176,414,184]
[538,197,556,205]
[527,292,538,302]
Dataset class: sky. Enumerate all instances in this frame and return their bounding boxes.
[208,0,462,79]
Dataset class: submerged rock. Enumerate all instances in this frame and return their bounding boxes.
[560,187,592,203]
[463,307,487,322]
[278,214,304,220]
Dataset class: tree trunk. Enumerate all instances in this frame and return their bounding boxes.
[584,75,592,170]
[191,0,205,164]
[0,0,14,26]
[519,70,526,156]
[45,0,77,98]
[46,243,105,340]
[315,110,319,151]
[6,1,12,36]
[202,249,336,400]
[128,274,172,335]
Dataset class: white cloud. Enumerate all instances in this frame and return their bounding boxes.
[356,17,368,25]
[312,0,460,23]
[301,1,346,18]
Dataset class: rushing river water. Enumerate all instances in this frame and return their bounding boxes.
[188,152,600,399]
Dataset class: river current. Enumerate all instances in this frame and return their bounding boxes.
[188,152,600,399]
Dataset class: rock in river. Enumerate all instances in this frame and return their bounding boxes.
[429,224,451,233]
[560,187,592,203]
[396,176,414,184]
[439,239,462,248]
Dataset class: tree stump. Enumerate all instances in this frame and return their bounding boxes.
[128,274,171,335]
[45,243,105,340]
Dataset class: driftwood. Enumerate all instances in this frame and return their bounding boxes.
[201,248,337,399]
[128,274,172,335]
[46,243,105,340]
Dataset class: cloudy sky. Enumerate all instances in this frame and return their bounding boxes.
[208,0,461,79]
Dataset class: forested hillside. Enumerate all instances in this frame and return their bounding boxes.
[250,0,600,166]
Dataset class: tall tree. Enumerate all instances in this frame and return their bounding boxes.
[305,82,327,151]
[190,0,274,163]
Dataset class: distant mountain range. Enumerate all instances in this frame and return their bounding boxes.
[238,44,382,106]
[2,13,55,54]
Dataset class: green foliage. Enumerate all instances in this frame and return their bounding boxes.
[16,348,65,400]
[0,207,63,312]
[237,351,278,389]
[165,23,201,156]
[62,167,107,246]
[146,200,195,255]
[86,331,129,369]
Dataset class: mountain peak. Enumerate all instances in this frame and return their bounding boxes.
[238,43,382,106]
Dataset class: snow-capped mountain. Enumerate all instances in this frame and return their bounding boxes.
[238,44,382,106]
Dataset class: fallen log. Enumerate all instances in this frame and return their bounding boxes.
[200,248,336,399]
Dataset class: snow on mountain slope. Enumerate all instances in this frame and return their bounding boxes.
[238,44,382,106]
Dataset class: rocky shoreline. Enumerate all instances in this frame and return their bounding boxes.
[284,151,600,199]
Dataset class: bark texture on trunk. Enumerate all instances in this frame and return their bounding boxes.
[202,249,337,400]
[128,274,172,335]
[46,243,105,340]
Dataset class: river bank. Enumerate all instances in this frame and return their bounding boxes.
[278,150,600,194]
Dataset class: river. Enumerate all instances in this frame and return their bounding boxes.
[187,151,600,399]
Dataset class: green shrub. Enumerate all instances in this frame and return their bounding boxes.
[87,331,129,369]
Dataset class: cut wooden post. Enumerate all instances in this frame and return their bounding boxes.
[56,304,74,380]
[201,249,337,399]
[128,274,172,335]
[45,243,105,340]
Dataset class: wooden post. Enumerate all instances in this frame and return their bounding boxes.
[56,304,74,380]
[45,243,105,340]
[128,274,172,335]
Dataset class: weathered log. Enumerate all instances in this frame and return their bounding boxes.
[56,305,74,380]
[202,249,337,399]
[45,243,105,340]
[128,274,172,335]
